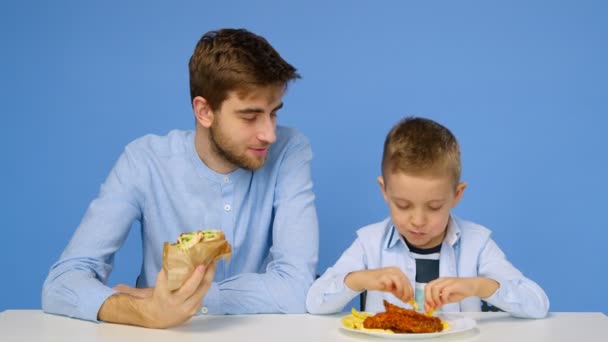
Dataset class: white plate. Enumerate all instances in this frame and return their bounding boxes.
[339,313,476,339]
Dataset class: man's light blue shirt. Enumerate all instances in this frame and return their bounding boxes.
[306,216,549,318]
[42,127,319,322]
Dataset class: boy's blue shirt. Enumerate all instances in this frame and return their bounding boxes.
[306,216,549,318]
[42,127,319,322]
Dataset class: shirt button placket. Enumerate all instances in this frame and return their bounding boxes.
[220,176,234,279]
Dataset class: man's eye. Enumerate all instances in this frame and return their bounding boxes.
[242,116,256,121]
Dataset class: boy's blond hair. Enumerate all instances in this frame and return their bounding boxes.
[381,117,461,188]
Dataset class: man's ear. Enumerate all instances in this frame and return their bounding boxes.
[193,96,214,128]
[377,176,389,203]
[452,181,467,207]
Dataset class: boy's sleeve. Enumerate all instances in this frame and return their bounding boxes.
[306,236,366,314]
[478,239,550,318]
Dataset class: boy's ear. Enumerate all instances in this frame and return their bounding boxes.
[193,96,214,128]
[452,181,467,207]
[377,176,389,203]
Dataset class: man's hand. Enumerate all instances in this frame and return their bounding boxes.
[98,262,217,328]
[345,267,414,303]
[112,284,153,299]
[424,277,499,312]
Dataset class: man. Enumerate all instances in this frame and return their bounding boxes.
[42,28,319,328]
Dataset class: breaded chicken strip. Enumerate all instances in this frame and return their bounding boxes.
[363,300,443,333]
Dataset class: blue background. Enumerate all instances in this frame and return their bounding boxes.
[1,1,606,313]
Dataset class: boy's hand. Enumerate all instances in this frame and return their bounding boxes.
[345,267,414,303]
[424,277,499,312]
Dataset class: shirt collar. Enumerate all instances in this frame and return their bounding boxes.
[187,131,251,184]
[384,215,462,250]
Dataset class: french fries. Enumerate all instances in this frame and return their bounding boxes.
[341,307,449,334]
[409,299,435,316]
[408,299,419,311]
[340,308,394,334]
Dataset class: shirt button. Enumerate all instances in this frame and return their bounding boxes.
[224,204,231,211]
[223,177,230,183]
[200,306,209,314]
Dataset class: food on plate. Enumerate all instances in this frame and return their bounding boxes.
[341,308,394,334]
[408,299,419,311]
[162,229,232,290]
[341,300,447,334]
[364,300,444,333]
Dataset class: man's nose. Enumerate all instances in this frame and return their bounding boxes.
[257,115,276,144]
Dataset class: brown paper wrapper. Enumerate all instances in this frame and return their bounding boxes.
[162,235,232,291]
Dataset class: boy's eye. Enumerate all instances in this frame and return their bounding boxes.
[428,205,443,211]
[395,203,411,210]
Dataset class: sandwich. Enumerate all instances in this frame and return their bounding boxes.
[162,229,232,291]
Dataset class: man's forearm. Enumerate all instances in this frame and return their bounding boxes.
[98,293,150,327]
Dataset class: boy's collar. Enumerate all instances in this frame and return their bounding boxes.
[385,215,462,250]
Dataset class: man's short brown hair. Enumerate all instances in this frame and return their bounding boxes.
[189,28,300,111]
[381,117,461,187]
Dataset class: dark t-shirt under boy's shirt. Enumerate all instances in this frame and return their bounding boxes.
[404,239,441,310]
[404,237,502,312]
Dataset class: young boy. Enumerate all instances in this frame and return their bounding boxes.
[306,117,549,318]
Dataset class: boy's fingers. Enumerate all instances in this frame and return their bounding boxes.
[391,277,403,297]
[378,279,389,291]
[403,278,414,301]
[431,285,443,307]
[424,284,436,309]
[441,288,453,305]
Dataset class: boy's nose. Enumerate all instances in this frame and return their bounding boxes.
[410,210,426,228]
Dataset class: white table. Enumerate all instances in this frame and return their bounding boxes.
[1,310,606,341]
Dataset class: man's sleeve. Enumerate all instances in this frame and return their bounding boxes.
[41,147,143,322]
[204,133,320,314]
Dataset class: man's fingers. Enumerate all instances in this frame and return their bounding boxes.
[203,261,217,283]
[113,284,153,298]
[175,264,206,300]
[155,267,169,291]
[113,284,142,298]
[186,262,217,307]
[112,284,131,293]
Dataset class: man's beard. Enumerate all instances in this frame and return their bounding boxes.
[209,124,268,171]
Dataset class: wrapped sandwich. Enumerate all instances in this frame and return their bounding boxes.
[163,229,232,291]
